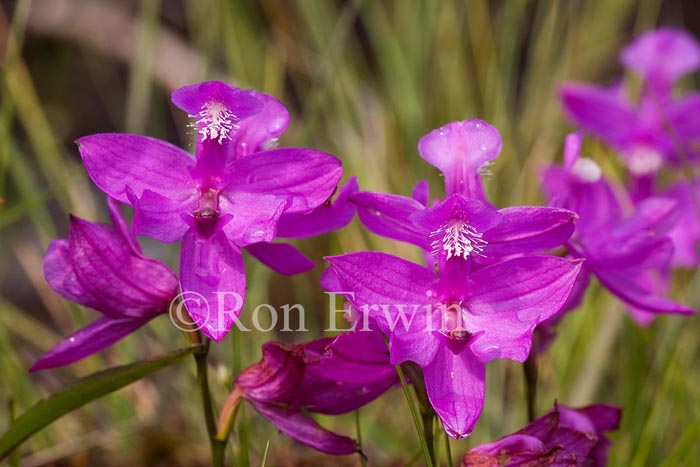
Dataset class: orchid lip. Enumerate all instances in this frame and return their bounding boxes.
[430,219,487,260]
[192,101,239,144]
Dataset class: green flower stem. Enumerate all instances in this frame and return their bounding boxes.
[523,350,538,422]
[193,341,227,467]
[395,363,434,467]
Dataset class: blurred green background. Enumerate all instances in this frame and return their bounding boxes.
[1,0,699,465]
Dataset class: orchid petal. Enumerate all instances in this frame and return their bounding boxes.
[351,191,429,249]
[412,179,430,206]
[418,119,502,200]
[620,28,700,97]
[106,198,141,255]
[462,256,583,362]
[129,188,196,243]
[276,177,359,238]
[596,270,694,316]
[484,206,576,257]
[235,342,305,402]
[30,316,152,371]
[220,192,287,246]
[319,329,395,385]
[325,252,434,332]
[245,242,315,275]
[77,133,195,204]
[179,230,246,342]
[229,91,290,158]
[250,401,358,455]
[66,216,178,318]
[423,347,485,439]
[227,148,342,214]
[559,83,637,149]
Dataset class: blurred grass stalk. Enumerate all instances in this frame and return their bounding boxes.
[1,0,699,464]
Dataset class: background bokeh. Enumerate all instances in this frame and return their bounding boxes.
[1,0,699,465]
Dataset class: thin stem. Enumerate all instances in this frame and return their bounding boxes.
[355,410,367,467]
[523,351,538,422]
[402,362,436,463]
[443,428,453,467]
[195,343,216,438]
[193,341,227,467]
[395,363,434,467]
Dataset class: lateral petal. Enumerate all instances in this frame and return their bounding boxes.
[77,133,195,203]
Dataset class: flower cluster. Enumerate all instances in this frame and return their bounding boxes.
[32,27,699,466]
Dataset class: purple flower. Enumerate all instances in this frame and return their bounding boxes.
[462,402,622,467]
[78,81,344,341]
[324,120,583,438]
[351,120,577,265]
[234,330,397,455]
[542,133,694,326]
[560,28,700,180]
[32,199,178,371]
[327,250,581,439]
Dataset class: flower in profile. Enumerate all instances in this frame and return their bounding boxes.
[32,199,178,371]
[326,120,583,438]
[462,402,622,466]
[542,132,694,326]
[231,330,397,455]
[78,81,344,341]
[560,28,700,185]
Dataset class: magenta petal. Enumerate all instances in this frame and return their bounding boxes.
[616,197,679,238]
[467,256,583,322]
[352,191,430,249]
[44,239,92,307]
[245,242,315,275]
[484,206,576,257]
[389,318,440,367]
[325,253,434,323]
[66,217,179,318]
[171,81,262,128]
[423,347,485,439]
[236,342,305,401]
[620,28,700,96]
[229,91,290,158]
[412,179,430,206]
[228,148,342,214]
[106,198,141,255]
[665,179,700,267]
[250,401,358,455]
[319,329,395,385]
[564,132,584,172]
[418,119,502,200]
[463,256,583,362]
[668,93,700,163]
[595,270,694,316]
[130,188,196,243]
[276,177,359,238]
[559,83,637,148]
[30,316,152,371]
[411,194,501,236]
[179,230,246,342]
[77,134,196,204]
[219,192,287,246]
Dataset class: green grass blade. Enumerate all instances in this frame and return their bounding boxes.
[0,345,203,459]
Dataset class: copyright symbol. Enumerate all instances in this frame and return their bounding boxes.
[169,291,209,332]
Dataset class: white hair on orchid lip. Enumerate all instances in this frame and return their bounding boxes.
[627,146,663,176]
[571,157,602,183]
[190,101,239,144]
[431,220,488,260]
